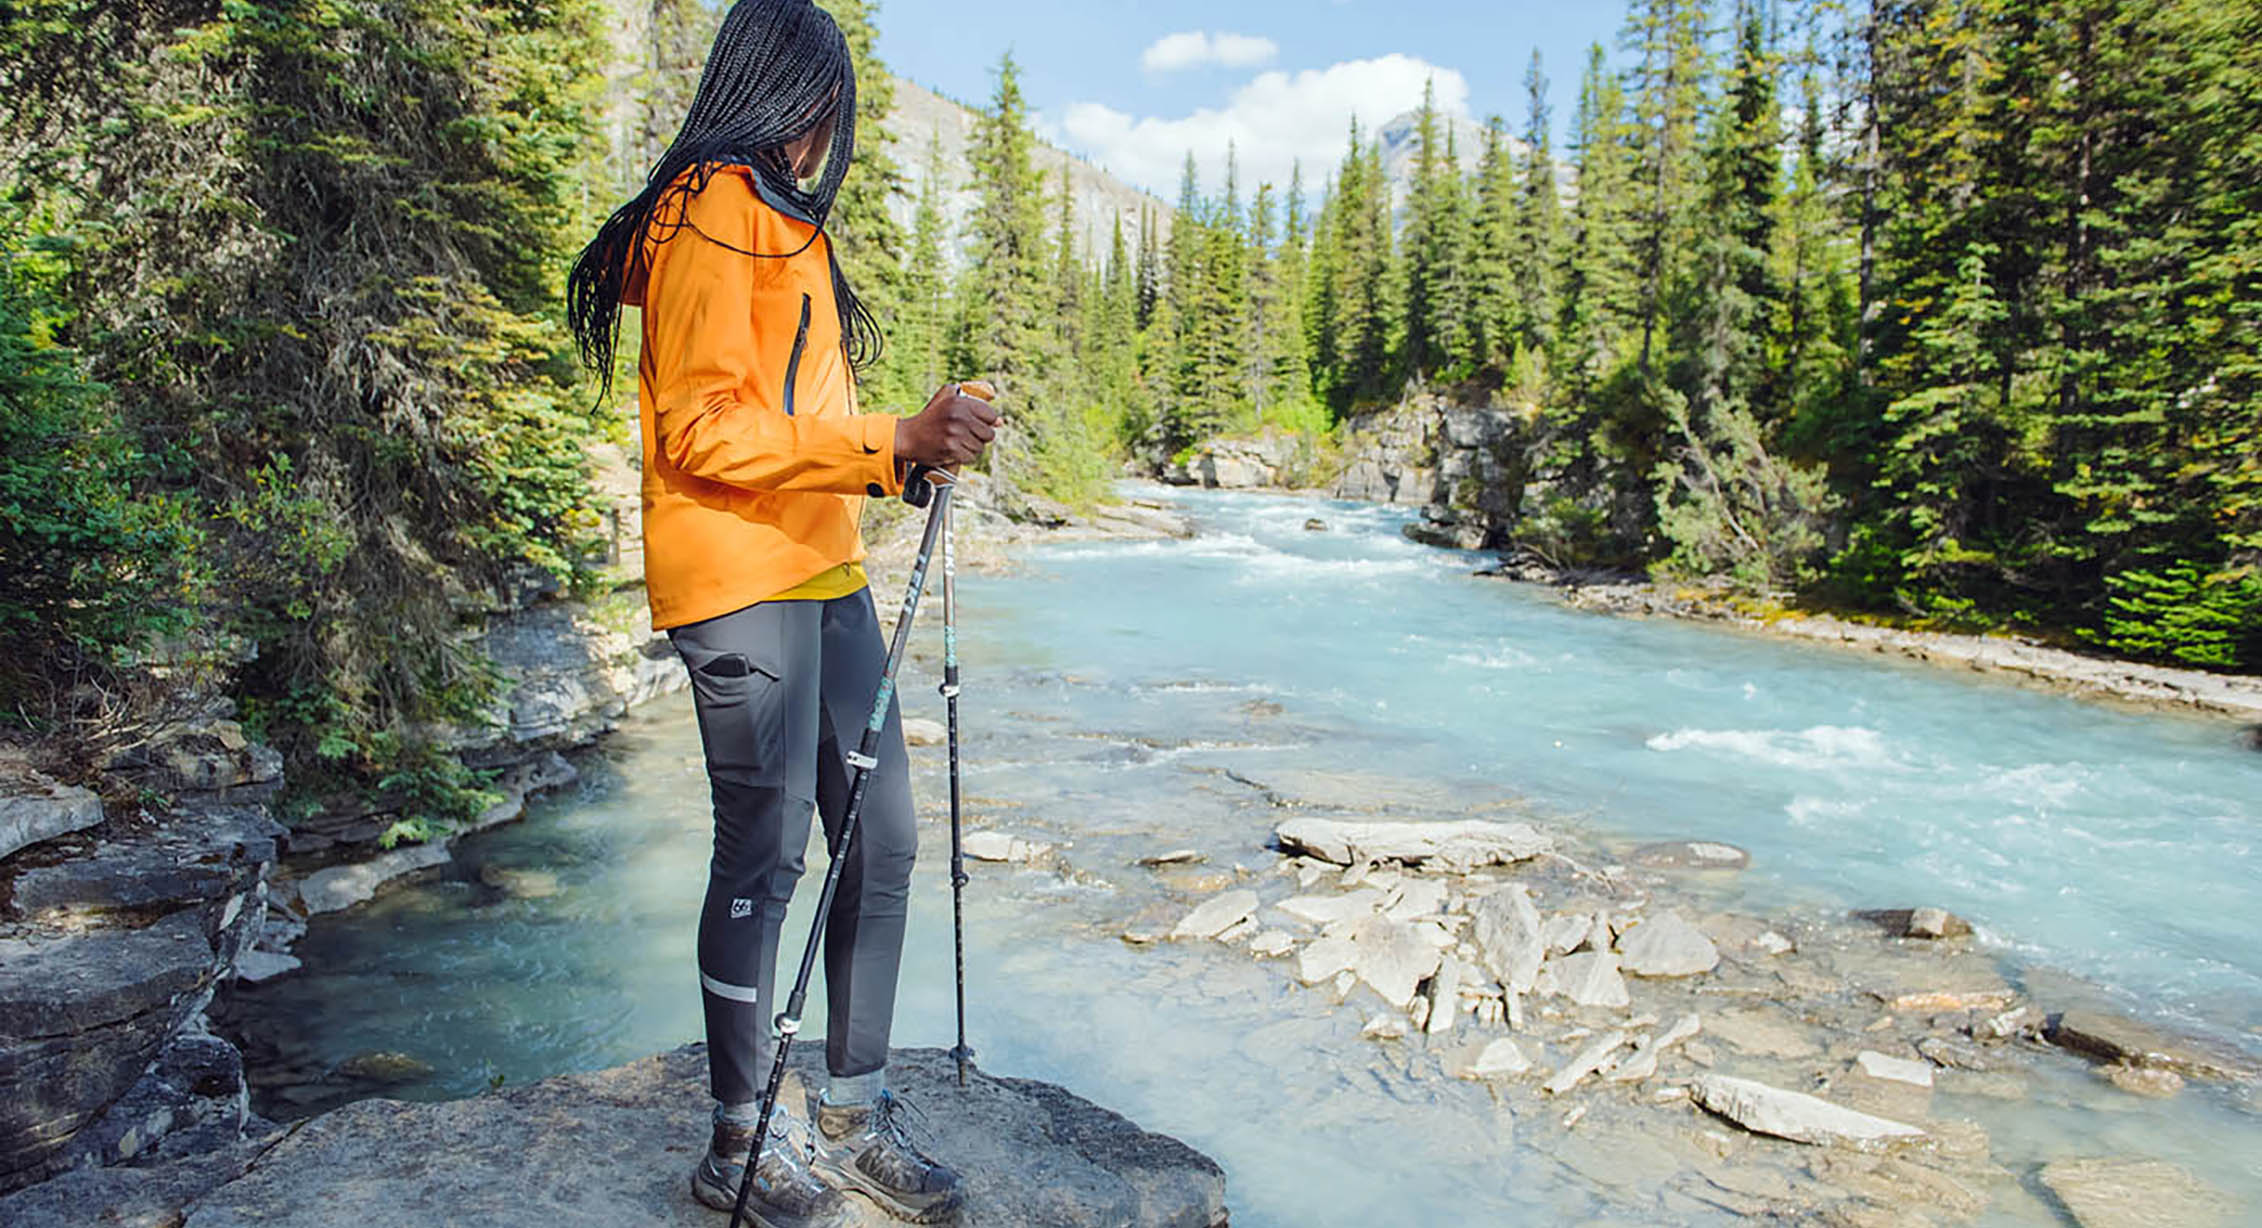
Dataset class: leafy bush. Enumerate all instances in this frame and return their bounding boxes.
[2,0,609,824]
[0,217,203,713]
[2094,564,2262,670]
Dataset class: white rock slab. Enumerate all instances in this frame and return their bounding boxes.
[1296,936,1358,986]
[1856,1050,1936,1088]
[961,831,1051,863]
[1541,913,1593,956]
[1458,1037,1533,1079]
[1275,888,1386,926]
[1544,1029,1629,1095]
[1536,950,1631,1009]
[298,843,452,915]
[1471,884,1546,994]
[1616,911,1721,978]
[1425,954,1465,1035]
[1273,817,1552,871]
[901,717,948,746]
[1247,930,1295,958]
[1171,889,1259,940]
[1349,914,1444,1009]
[1385,878,1449,921]
[1690,1075,1927,1150]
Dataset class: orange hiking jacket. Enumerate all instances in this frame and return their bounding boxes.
[624,165,903,630]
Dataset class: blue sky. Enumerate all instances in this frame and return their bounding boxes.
[871,1,1627,199]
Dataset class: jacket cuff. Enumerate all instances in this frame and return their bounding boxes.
[855,414,903,498]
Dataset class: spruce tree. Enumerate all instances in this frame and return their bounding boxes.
[1510,50,1564,380]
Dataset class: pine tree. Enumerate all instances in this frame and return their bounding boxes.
[1673,0,1781,429]
[1316,123,1396,410]
[1509,50,1564,381]
[954,53,1088,495]
[1469,116,1521,379]
[1622,0,1712,378]
[891,132,951,398]
[1555,43,1641,402]
[1398,80,1456,380]
[816,0,909,407]
[1267,164,1319,427]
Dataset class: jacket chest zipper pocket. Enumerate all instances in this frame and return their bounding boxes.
[783,292,812,416]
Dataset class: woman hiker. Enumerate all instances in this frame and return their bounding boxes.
[566,1,1002,1223]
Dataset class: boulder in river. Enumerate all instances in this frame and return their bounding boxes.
[1272,817,1551,872]
[293,843,451,916]
[141,1045,1228,1228]
[1688,1075,1926,1151]
[1628,840,1750,871]
[1170,890,1258,941]
[2043,1008,2252,1082]
[1450,1037,1532,1079]
[962,831,1051,864]
[1534,950,1630,1010]
[1348,914,1443,1010]
[1614,911,1720,978]
[901,717,948,747]
[2039,1157,2231,1228]
[1470,884,1546,994]
[1853,907,1973,940]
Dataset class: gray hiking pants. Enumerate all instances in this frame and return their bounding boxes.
[668,588,916,1106]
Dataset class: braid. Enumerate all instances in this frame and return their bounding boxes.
[568,0,885,396]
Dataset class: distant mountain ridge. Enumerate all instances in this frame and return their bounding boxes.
[880,75,1174,268]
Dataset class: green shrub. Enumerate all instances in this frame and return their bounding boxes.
[2093,564,2262,670]
[0,219,203,712]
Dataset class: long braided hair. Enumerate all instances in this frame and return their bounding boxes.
[567,0,883,397]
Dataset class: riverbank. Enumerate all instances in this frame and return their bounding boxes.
[0,476,1195,1201]
[0,1044,1228,1228]
[1163,415,2262,728]
[1538,576,2262,729]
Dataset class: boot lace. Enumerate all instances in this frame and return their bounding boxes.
[867,1089,937,1155]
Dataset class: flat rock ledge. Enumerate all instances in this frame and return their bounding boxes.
[30,1045,1226,1228]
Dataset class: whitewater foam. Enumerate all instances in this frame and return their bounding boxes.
[1648,724,1899,771]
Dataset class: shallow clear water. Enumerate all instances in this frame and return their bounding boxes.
[232,485,2262,1225]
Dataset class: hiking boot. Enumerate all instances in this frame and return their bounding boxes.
[809,1089,965,1224]
[689,1111,853,1228]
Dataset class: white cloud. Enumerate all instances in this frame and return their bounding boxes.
[1048,54,1469,200]
[1140,30,1281,74]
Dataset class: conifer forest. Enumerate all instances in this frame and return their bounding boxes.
[3,0,2257,818]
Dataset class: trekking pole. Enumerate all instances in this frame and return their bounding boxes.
[941,488,974,1088]
[729,463,955,1228]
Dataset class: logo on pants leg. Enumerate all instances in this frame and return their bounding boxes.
[730,898,753,919]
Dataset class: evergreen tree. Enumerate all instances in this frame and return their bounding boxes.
[1398,80,1457,379]
[892,133,951,397]
[1555,43,1641,401]
[1470,116,1522,379]
[1510,50,1564,379]
[816,0,910,407]
[1622,0,1713,377]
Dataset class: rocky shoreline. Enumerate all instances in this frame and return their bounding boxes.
[0,484,1196,1210]
[0,1045,1228,1228]
[951,759,2257,1227]
[1537,576,2262,727]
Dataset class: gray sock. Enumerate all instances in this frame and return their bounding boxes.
[715,1099,765,1132]
[821,1068,884,1107]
